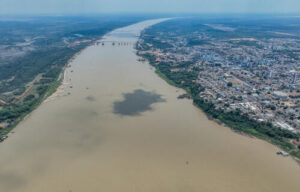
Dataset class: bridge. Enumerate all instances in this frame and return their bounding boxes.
[96,41,133,46]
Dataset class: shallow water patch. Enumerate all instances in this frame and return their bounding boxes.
[113,89,165,116]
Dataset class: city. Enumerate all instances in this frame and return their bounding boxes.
[137,17,300,156]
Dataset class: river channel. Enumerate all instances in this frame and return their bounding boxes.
[0,19,299,192]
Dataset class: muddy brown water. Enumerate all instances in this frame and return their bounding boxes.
[0,19,299,192]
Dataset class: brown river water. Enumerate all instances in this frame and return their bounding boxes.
[0,19,299,192]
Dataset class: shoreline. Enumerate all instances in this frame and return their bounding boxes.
[0,40,97,143]
[136,45,300,164]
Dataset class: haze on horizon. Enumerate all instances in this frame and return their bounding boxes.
[0,0,300,15]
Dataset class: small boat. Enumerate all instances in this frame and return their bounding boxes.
[276,151,289,157]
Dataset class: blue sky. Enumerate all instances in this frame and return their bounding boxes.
[0,0,299,15]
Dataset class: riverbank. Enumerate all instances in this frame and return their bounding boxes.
[0,47,85,141]
[136,45,300,162]
[0,38,115,142]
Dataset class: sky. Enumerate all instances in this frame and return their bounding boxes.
[0,0,300,15]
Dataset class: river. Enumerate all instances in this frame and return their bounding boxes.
[0,19,299,192]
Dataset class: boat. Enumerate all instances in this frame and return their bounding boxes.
[276,151,289,157]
